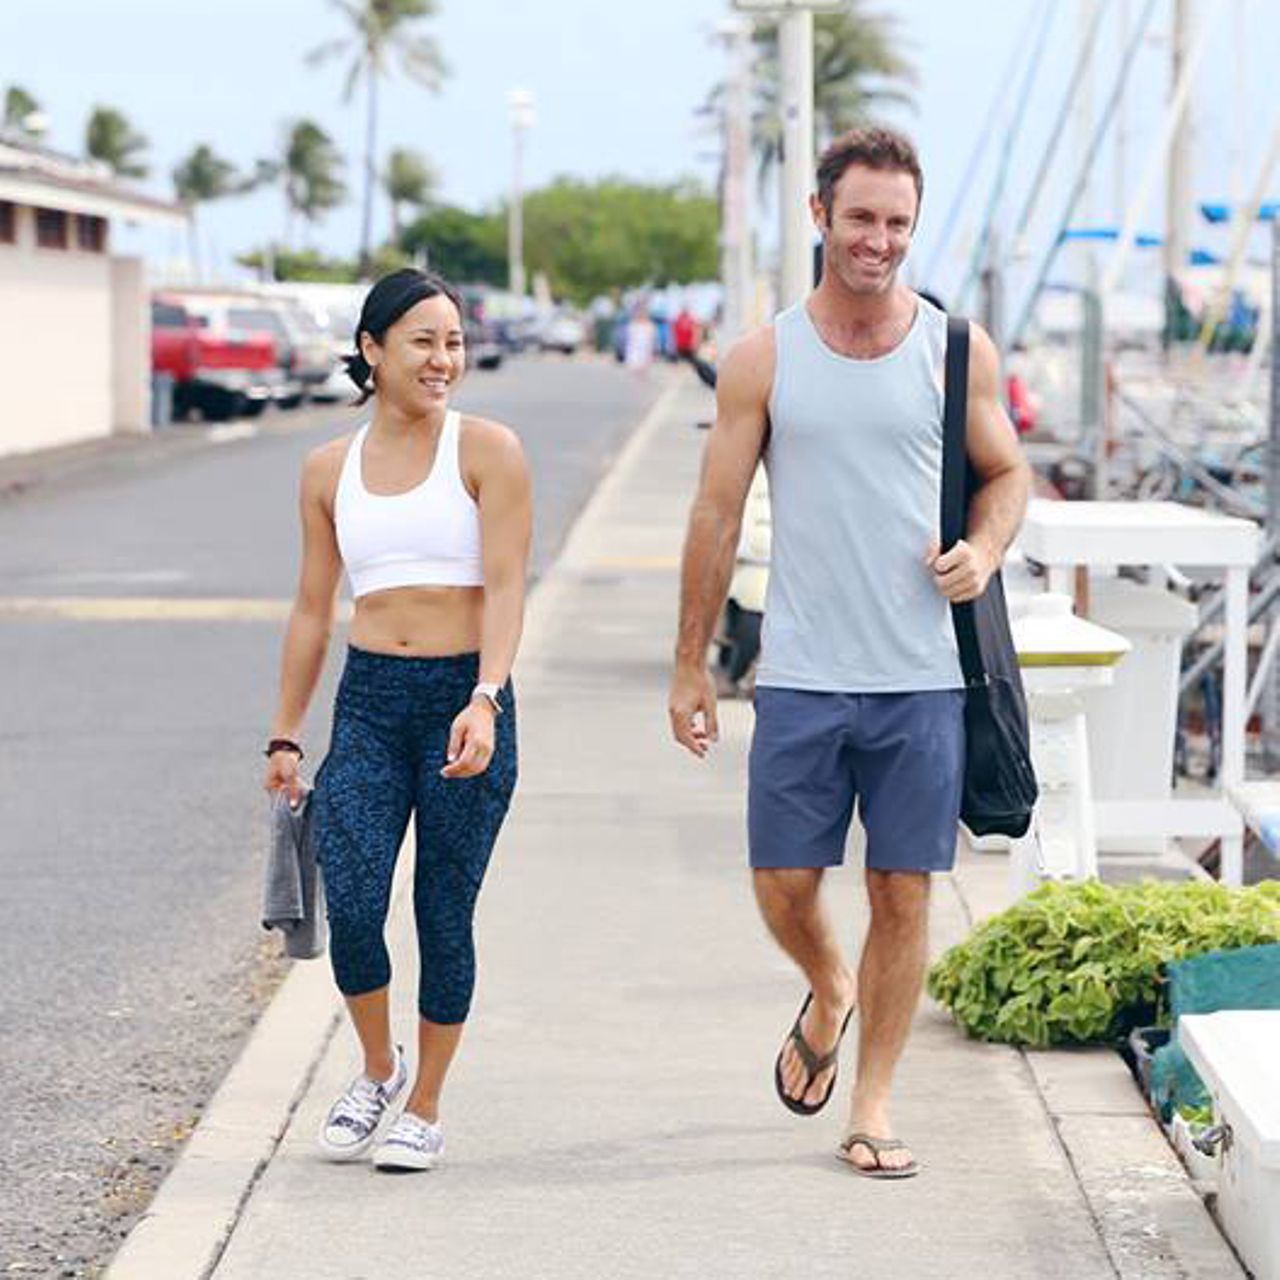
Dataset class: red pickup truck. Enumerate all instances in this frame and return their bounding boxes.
[151,296,290,422]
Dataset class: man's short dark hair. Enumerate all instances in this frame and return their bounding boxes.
[816,126,923,221]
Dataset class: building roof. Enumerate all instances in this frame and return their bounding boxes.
[0,134,187,227]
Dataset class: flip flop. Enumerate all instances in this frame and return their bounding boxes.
[773,992,855,1117]
[837,1132,921,1179]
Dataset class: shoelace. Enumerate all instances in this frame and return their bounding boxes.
[386,1117,441,1152]
[329,1076,388,1133]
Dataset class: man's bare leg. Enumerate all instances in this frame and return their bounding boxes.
[844,869,930,1172]
[753,868,857,1108]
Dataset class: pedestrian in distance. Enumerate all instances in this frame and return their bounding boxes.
[668,126,1031,1178]
[263,268,532,1173]
[624,301,657,376]
[673,306,701,363]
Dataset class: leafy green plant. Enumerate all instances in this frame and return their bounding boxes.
[927,880,1280,1047]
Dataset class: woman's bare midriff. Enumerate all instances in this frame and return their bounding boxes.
[348,585,485,656]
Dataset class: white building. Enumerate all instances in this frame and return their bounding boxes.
[0,136,186,458]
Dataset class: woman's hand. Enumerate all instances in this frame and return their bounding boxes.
[441,699,496,779]
[263,749,307,808]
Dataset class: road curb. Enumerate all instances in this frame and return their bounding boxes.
[102,375,686,1280]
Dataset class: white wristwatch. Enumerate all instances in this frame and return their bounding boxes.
[471,681,504,714]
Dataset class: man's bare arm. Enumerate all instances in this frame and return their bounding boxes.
[929,323,1032,602]
[669,327,773,754]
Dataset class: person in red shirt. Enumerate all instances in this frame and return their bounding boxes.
[673,307,700,360]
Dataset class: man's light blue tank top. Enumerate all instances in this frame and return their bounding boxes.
[756,296,963,693]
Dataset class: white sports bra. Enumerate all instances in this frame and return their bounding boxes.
[334,411,484,598]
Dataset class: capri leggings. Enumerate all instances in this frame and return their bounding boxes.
[311,646,517,1024]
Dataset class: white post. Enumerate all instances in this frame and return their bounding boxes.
[507,89,535,298]
[718,20,753,346]
[778,8,815,306]
[1222,564,1249,885]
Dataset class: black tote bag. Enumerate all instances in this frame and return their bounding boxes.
[941,316,1038,838]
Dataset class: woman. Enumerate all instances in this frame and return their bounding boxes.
[263,268,531,1172]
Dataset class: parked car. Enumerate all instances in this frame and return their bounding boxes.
[161,291,314,408]
[151,297,285,422]
[458,287,504,370]
[221,300,331,402]
[539,311,586,355]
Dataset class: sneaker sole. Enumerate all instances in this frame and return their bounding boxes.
[372,1147,441,1173]
[318,1127,383,1162]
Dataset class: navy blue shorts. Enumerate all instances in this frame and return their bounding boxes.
[748,687,965,873]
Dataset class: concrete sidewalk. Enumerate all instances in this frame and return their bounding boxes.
[107,376,1240,1279]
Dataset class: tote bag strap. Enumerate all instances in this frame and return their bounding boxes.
[940,314,987,689]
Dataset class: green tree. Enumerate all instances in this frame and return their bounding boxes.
[85,106,149,179]
[521,178,719,303]
[384,147,437,240]
[236,247,358,283]
[172,144,254,278]
[400,204,506,284]
[713,4,915,194]
[281,119,347,244]
[3,85,44,138]
[307,0,448,276]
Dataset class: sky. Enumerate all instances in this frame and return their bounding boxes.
[3,0,1277,305]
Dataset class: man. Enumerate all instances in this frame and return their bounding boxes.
[668,127,1030,1178]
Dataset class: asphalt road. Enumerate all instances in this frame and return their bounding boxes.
[0,355,667,1276]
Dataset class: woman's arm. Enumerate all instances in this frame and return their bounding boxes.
[265,445,344,799]
[442,419,531,779]
[475,422,532,688]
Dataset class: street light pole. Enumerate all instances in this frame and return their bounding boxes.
[507,89,535,298]
[778,8,815,307]
[716,18,753,346]
[734,0,840,308]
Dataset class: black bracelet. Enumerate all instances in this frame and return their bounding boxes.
[265,738,304,760]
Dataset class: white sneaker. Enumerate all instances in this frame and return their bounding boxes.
[371,1112,445,1172]
[318,1048,407,1161]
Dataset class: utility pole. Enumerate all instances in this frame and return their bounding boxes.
[507,89,535,298]
[715,18,753,346]
[778,9,815,306]
[735,0,841,308]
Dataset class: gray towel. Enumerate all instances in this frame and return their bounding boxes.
[261,789,327,960]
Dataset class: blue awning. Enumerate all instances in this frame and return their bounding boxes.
[1200,201,1279,224]
[1059,226,1162,247]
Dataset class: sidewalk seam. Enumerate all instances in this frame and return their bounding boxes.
[1017,1052,1125,1280]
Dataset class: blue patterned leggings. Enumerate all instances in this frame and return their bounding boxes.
[312,647,517,1024]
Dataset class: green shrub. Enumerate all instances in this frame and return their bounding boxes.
[927,879,1280,1047]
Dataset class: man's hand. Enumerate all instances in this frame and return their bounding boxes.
[669,663,719,758]
[925,537,998,603]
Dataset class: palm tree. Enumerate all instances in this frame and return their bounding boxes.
[384,146,437,241]
[721,4,915,196]
[85,106,149,179]
[281,120,347,246]
[3,85,44,138]
[307,0,448,276]
[172,144,242,278]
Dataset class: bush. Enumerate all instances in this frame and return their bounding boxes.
[927,879,1280,1047]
